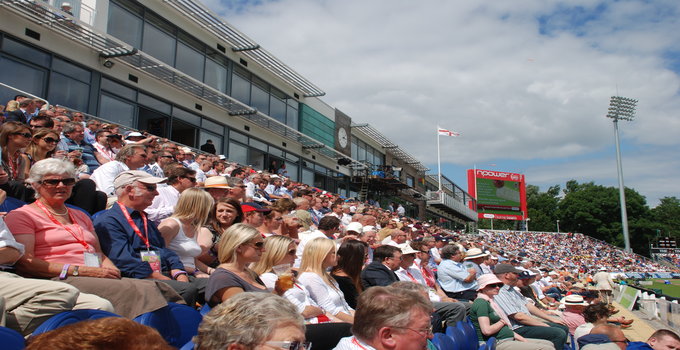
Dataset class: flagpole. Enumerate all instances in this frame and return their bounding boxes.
[437,126,442,192]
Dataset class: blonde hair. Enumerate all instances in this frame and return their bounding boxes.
[300,237,337,288]
[217,223,262,264]
[251,235,294,276]
[171,188,214,228]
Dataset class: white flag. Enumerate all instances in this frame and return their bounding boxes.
[438,128,460,137]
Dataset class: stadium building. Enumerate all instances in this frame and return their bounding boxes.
[0,0,476,225]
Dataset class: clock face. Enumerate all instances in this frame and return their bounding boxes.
[338,127,348,148]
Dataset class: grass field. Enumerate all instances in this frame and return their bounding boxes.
[627,279,680,298]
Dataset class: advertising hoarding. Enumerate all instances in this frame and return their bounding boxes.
[467,169,527,221]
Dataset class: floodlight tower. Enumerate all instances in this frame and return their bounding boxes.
[606,96,637,253]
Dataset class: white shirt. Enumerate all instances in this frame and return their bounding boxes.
[297,272,353,316]
[245,181,257,200]
[146,185,180,225]
[164,218,201,269]
[333,337,376,350]
[90,161,129,196]
[395,265,441,302]
[0,218,24,268]
[260,272,325,323]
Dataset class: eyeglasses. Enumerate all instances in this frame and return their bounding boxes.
[160,155,174,159]
[487,283,504,289]
[393,325,433,338]
[41,137,59,143]
[136,153,148,158]
[264,341,311,350]
[420,250,430,254]
[287,249,297,256]
[39,178,76,187]
[183,176,197,183]
[13,132,32,138]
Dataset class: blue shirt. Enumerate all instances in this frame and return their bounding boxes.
[57,136,100,173]
[94,204,184,279]
[437,259,478,293]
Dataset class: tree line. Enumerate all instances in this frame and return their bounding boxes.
[476,180,680,256]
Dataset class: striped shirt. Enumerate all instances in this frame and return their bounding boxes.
[493,285,530,330]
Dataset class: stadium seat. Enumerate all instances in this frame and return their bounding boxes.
[180,340,195,350]
[32,309,121,335]
[478,344,487,350]
[0,197,25,213]
[134,303,202,348]
[444,326,465,350]
[456,320,477,350]
[484,337,496,350]
[0,326,25,350]
[91,209,107,220]
[199,303,211,316]
[434,333,460,350]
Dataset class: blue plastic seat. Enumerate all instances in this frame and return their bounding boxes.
[134,303,202,348]
[0,326,25,350]
[199,303,212,316]
[444,327,465,350]
[180,340,195,350]
[434,333,459,350]
[478,344,487,350]
[456,321,477,350]
[485,337,496,350]
[33,309,121,335]
[0,197,26,213]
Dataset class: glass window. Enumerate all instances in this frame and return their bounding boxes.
[248,148,265,170]
[99,94,135,127]
[285,162,298,182]
[172,107,200,126]
[199,130,222,154]
[285,153,299,162]
[351,140,358,160]
[301,168,314,186]
[286,106,298,130]
[52,57,90,83]
[407,176,415,188]
[270,96,286,124]
[142,23,175,66]
[230,72,250,104]
[101,77,136,100]
[228,141,248,165]
[138,93,171,114]
[249,138,267,152]
[314,173,325,189]
[107,2,142,48]
[229,130,248,144]
[2,38,50,67]
[201,118,224,135]
[175,41,204,81]
[48,73,89,111]
[250,84,269,114]
[0,57,46,100]
[269,146,284,157]
[204,58,227,93]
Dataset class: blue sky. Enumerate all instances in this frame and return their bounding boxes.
[203,0,680,206]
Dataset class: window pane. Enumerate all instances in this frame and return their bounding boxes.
[101,77,136,100]
[286,106,298,130]
[138,93,171,114]
[52,58,90,83]
[142,23,175,66]
[172,107,201,126]
[351,140,357,160]
[302,168,314,186]
[176,41,204,81]
[107,2,142,48]
[199,130,222,154]
[99,94,134,127]
[285,153,299,162]
[0,57,46,100]
[48,73,90,111]
[314,173,325,189]
[270,96,286,124]
[2,38,50,67]
[229,130,248,144]
[230,73,250,104]
[250,84,269,114]
[248,148,265,170]
[228,141,247,165]
[204,58,227,93]
[269,146,283,157]
[285,162,298,182]
[249,138,267,152]
[201,118,224,134]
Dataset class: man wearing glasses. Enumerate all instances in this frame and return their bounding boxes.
[361,245,402,289]
[333,286,433,350]
[146,166,197,224]
[493,263,568,350]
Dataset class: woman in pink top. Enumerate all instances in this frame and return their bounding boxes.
[5,159,182,318]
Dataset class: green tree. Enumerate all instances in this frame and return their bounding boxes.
[526,184,561,231]
[650,197,680,238]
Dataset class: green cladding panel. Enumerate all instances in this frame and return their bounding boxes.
[300,104,335,148]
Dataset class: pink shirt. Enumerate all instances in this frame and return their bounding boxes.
[5,205,98,265]
[561,310,585,335]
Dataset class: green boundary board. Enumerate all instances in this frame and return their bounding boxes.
[617,285,641,310]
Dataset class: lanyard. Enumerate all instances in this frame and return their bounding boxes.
[35,200,90,251]
[404,269,419,283]
[117,202,150,250]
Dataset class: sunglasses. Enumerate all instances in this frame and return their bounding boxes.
[139,184,157,192]
[13,132,32,138]
[487,283,504,289]
[160,155,174,159]
[287,249,297,256]
[183,176,197,183]
[41,137,59,143]
[247,241,265,249]
[39,178,76,187]
[265,341,311,350]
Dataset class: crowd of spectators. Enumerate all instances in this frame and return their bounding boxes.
[1,96,678,349]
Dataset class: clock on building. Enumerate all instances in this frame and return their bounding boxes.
[337,127,348,148]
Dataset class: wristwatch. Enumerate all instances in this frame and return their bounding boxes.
[73,265,80,277]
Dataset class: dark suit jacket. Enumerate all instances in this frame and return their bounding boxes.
[5,110,27,124]
[361,261,398,289]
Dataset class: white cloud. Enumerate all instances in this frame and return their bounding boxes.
[205,0,680,203]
